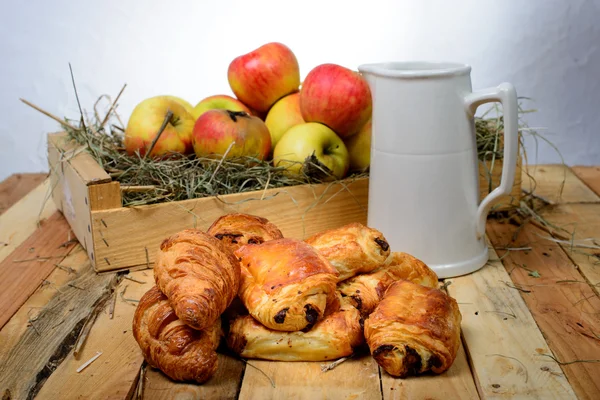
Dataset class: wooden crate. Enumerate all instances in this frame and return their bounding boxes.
[47,132,521,272]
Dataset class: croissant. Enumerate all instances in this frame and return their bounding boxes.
[207,213,284,253]
[227,305,364,361]
[154,229,240,331]
[236,238,339,331]
[364,280,462,378]
[304,222,390,281]
[338,252,438,315]
[132,286,222,383]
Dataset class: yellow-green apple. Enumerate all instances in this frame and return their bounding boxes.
[164,96,194,115]
[265,93,304,149]
[192,110,271,161]
[228,42,300,113]
[125,96,195,157]
[273,122,349,180]
[192,94,251,120]
[345,119,371,171]
[300,63,372,138]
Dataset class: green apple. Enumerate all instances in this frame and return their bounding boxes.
[273,122,349,180]
[345,119,371,171]
[192,94,251,120]
[163,96,194,115]
[265,93,304,149]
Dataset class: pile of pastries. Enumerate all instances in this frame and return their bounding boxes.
[132,214,462,383]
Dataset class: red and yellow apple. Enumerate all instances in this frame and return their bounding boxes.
[273,122,349,180]
[192,94,251,120]
[228,42,300,113]
[265,93,304,149]
[300,63,372,138]
[125,96,195,157]
[192,109,271,161]
[164,96,194,115]
[345,119,371,171]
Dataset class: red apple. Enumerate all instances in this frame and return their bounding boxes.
[125,96,195,157]
[192,109,271,161]
[192,94,251,120]
[300,63,372,138]
[228,42,300,113]
[265,93,304,149]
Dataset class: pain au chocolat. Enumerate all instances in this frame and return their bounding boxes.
[207,213,284,253]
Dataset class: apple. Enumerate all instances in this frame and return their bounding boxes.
[192,109,271,161]
[163,96,194,115]
[300,63,372,138]
[265,93,304,149]
[125,96,195,157]
[192,94,251,120]
[345,119,371,172]
[228,42,300,113]
[273,122,349,180]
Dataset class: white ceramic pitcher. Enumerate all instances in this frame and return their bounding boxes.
[358,61,518,278]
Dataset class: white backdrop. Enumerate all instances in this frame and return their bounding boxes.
[2,0,599,180]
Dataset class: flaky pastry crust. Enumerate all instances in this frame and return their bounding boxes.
[364,280,461,378]
[132,286,221,383]
[154,229,240,331]
[207,213,283,253]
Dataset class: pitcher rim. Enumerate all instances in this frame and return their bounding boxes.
[358,61,471,78]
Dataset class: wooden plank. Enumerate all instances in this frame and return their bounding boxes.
[0,179,57,263]
[521,164,600,204]
[91,177,369,272]
[88,182,122,210]
[35,269,151,400]
[539,204,600,291]
[479,157,522,212]
[0,173,47,215]
[143,353,245,400]
[571,166,600,196]
[0,212,76,330]
[487,220,600,400]
[0,247,115,400]
[238,354,382,400]
[380,342,479,399]
[446,246,576,399]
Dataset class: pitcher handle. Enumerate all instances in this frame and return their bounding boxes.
[464,83,519,239]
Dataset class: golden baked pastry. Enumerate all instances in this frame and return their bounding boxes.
[364,280,462,378]
[132,286,222,383]
[304,222,390,281]
[227,305,364,361]
[236,238,339,331]
[207,213,284,252]
[154,229,240,331]
[338,252,438,315]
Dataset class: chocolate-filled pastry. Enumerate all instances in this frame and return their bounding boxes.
[236,238,339,331]
[304,222,390,281]
[207,213,284,252]
[132,286,222,383]
[227,305,364,361]
[154,229,240,331]
[338,252,438,315]
[364,280,461,378]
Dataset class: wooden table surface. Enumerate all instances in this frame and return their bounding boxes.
[1,166,599,400]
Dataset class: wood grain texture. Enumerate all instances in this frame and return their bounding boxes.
[0,212,76,330]
[0,173,47,215]
[447,246,576,399]
[237,354,381,400]
[0,178,57,264]
[539,204,600,292]
[380,342,479,400]
[488,221,600,400]
[143,353,245,400]
[521,164,600,204]
[90,177,369,272]
[0,247,114,400]
[35,270,152,400]
[571,166,600,196]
